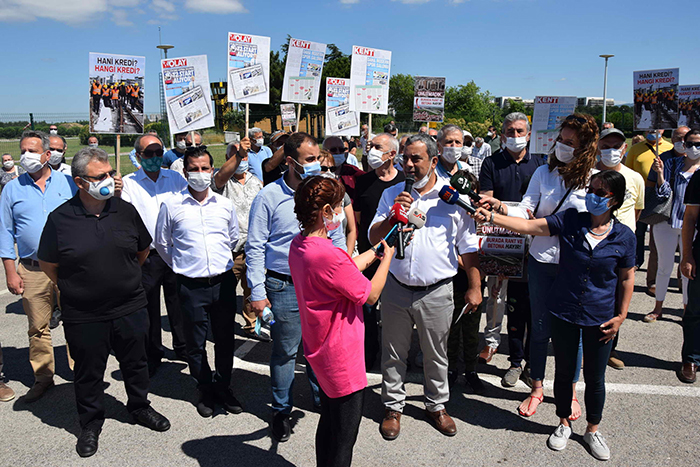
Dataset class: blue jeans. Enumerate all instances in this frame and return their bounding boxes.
[528,258,581,382]
[683,250,700,365]
[266,275,320,414]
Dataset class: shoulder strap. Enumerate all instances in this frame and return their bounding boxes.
[551,186,574,216]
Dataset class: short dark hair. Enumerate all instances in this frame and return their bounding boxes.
[183,146,213,170]
[134,133,164,153]
[384,123,397,133]
[591,170,626,213]
[684,129,700,143]
[284,132,317,160]
[294,176,346,230]
[404,133,438,159]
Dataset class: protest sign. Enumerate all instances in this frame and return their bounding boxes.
[477,202,527,278]
[281,38,326,105]
[531,96,577,154]
[161,55,215,133]
[633,68,679,130]
[679,85,700,130]
[281,103,297,128]
[227,32,271,105]
[325,77,360,137]
[349,45,392,115]
[413,77,445,123]
[89,52,145,134]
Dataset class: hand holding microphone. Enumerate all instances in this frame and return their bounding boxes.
[401,207,427,250]
[438,185,477,215]
[396,176,415,260]
[450,171,482,205]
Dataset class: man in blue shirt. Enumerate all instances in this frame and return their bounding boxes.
[247,127,273,181]
[246,132,345,442]
[162,132,188,167]
[0,130,77,402]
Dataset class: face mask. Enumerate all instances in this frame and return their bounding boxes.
[367,147,388,170]
[49,150,64,166]
[505,136,528,153]
[82,176,114,201]
[88,143,98,149]
[292,159,322,179]
[461,146,473,159]
[235,160,249,174]
[686,146,700,161]
[585,192,611,216]
[176,140,187,150]
[599,148,623,167]
[395,153,404,168]
[140,156,163,172]
[320,171,336,179]
[675,141,687,154]
[441,146,461,164]
[413,167,433,190]
[49,129,57,136]
[487,131,493,137]
[20,151,46,173]
[323,207,345,231]
[187,171,212,192]
[555,142,576,164]
[646,132,659,142]
[255,138,264,147]
[332,152,347,166]
[3,161,14,170]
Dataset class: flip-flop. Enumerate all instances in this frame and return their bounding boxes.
[643,312,662,323]
[518,393,543,417]
[569,397,581,421]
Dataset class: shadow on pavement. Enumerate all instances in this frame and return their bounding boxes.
[4,298,23,315]
[3,344,73,388]
[618,350,678,371]
[182,428,296,466]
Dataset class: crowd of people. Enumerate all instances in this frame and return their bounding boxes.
[0,114,698,465]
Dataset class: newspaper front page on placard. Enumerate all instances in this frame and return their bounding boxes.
[325,78,360,137]
[531,96,577,155]
[349,46,392,115]
[282,38,326,105]
[161,55,215,133]
[227,32,271,105]
[413,76,445,123]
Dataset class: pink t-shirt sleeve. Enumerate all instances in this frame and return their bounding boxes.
[322,249,372,306]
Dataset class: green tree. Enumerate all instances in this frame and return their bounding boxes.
[444,81,501,126]
[388,73,415,117]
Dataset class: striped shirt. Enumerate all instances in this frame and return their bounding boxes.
[649,156,699,230]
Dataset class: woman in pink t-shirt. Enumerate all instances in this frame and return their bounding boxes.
[289,176,394,467]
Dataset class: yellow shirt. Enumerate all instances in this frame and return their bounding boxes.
[625,138,673,182]
[615,164,645,231]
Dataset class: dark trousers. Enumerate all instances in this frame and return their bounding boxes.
[683,250,700,365]
[141,251,186,365]
[316,388,365,467]
[635,221,646,267]
[551,315,612,425]
[64,309,150,429]
[177,270,236,389]
[363,303,380,371]
[447,275,482,374]
[506,281,531,368]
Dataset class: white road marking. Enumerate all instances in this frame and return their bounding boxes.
[0,289,11,296]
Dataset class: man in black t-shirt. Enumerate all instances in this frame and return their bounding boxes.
[38,148,170,458]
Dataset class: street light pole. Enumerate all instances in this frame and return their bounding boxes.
[157,43,175,149]
[600,54,614,126]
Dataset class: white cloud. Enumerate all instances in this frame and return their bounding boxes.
[340,0,360,4]
[183,0,247,13]
[0,0,109,24]
[112,9,134,26]
[110,0,141,6]
[391,0,432,4]
[151,0,175,12]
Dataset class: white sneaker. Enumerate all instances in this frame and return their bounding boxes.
[584,430,610,461]
[547,423,572,451]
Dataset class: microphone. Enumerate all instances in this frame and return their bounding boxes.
[438,185,477,215]
[401,208,427,250]
[396,176,414,260]
[450,171,481,204]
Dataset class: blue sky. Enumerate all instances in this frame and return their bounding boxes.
[1,0,698,115]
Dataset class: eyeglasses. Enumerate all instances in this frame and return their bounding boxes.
[320,166,338,173]
[49,148,65,153]
[686,142,700,149]
[586,186,612,197]
[326,147,346,155]
[140,148,164,158]
[83,170,116,182]
[565,115,587,125]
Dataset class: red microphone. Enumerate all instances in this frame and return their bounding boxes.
[389,203,408,225]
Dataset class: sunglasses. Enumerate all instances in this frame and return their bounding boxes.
[83,169,116,182]
[686,142,700,149]
[326,147,346,155]
[565,115,587,125]
[320,166,338,173]
[184,145,208,154]
[140,148,164,158]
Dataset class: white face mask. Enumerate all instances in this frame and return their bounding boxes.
[675,141,687,154]
[555,141,576,164]
[599,148,623,167]
[3,160,14,170]
[323,207,345,231]
[88,143,98,149]
[255,138,264,147]
[505,136,528,153]
[82,176,114,201]
[176,140,187,150]
[20,151,46,173]
[461,146,473,159]
[441,146,462,164]
[687,146,700,161]
[49,150,64,166]
[187,171,212,192]
[395,153,404,168]
[367,147,388,170]
[413,167,433,190]
[49,129,58,136]
[487,131,493,137]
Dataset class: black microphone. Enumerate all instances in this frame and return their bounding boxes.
[396,176,415,260]
[450,171,481,204]
[438,185,477,215]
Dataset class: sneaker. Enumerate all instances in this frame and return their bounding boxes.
[464,371,485,395]
[607,351,624,370]
[547,423,572,451]
[49,307,62,330]
[501,366,522,388]
[0,381,15,402]
[584,430,611,461]
[520,365,533,388]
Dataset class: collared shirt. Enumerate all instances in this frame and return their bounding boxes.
[545,209,636,327]
[648,155,696,230]
[245,174,346,302]
[248,145,273,182]
[660,148,683,164]
[473,143,492,161]
[51,163,72,175]
[466,156,484,177]
[169,157,185,176]
[0,169,77,260]
[486,136,501,155]
[479,148,545,202]
[121,168,188,249]
[163,148,185,167]
[370,179,479,286]
[510,165,593,264]
[154,188,239,278]
[436,159,469,180]
[214,172,263,252]
[37,195,151,324]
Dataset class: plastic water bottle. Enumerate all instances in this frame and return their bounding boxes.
[255,307,275,336]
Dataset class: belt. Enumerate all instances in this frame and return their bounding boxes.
[390,273,452,292]
[20,258,40,268]
[178,270,231,286]
[267,269,293,284]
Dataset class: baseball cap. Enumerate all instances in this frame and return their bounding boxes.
[599,128,625,141]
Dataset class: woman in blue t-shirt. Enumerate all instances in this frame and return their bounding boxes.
[473,170,636,461]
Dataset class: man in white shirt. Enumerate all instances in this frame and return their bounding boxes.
[48,135,72,175]
[369,133,482,440]
[169,132,202,176]
[154,146,240,419]
[121,134,188,375]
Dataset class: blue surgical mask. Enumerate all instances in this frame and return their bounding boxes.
[292,158,322,179]
[140,156,162,172]
[585,192,611,216]
[235,160,249,174]
[646,132,659,142]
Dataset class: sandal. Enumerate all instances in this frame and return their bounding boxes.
[518,393,543,417]
[643,311,662,323]
[569,397,581,421]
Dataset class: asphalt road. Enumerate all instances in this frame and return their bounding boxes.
[1,241,698,466]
